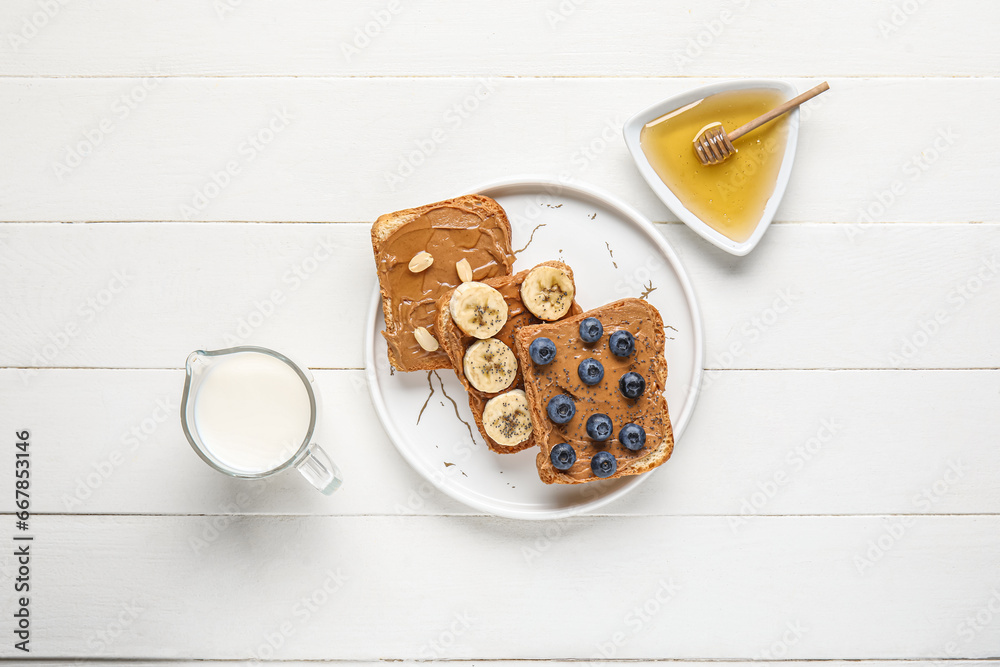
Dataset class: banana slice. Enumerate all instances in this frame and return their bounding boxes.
[520,265,575,321]
[482,389,533,447]
[449,281,508,339]
[463,338,517,393]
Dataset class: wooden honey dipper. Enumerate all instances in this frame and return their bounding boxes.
[693,82,830,166]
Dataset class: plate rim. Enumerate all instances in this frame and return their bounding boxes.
[363,176,704,520]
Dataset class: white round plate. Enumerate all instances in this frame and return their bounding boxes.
[364,177,703,520]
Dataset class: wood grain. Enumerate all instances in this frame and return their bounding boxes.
[0,0,997,77]
[1,223,997,370]
[0,515,995,659]
[2,1,997,661]
[18,664,1000,667]
[2,368,996,517]
[0,78,993,223]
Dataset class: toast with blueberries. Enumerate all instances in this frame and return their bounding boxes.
[513,298,673,484]
[436,260,582,454]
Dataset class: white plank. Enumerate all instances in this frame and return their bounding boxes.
[1,223,998,370]
[0,222,370,370]
[2,368,997,516]
[0,77,994,223]
[19,664,1000,667]
[0,515,995,659]
[0,0,997,77]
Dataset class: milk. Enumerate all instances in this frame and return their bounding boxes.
[192,351,312,474]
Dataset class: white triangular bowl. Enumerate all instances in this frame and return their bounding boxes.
[623,79,800,256]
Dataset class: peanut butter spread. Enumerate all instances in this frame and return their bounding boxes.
[516,299,670,482]
[375,198,514,370]
[460,278,533,398]
[439,262,582,452]
[453,268,580,400]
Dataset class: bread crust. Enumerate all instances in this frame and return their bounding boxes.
[514,298,674,484]
[436,260,582,454]
[371,194,513,372]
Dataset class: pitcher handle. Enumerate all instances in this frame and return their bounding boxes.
[295,442,343,495]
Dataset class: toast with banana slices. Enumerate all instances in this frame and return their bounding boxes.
[436,260,582,453]
[371,194,515,372]
[513,298,673,483]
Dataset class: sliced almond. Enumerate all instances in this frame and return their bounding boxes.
[413,326,440,352]
[408,251,434,273]
[456,258,473,283]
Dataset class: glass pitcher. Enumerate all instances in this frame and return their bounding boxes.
[180,346,342,495]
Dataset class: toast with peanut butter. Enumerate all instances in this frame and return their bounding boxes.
[513,298,673,484]
[372,195,515,372]
[436,261,582,454]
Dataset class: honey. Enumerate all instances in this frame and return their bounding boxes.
[639,88,790,243]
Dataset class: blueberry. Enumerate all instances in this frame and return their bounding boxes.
[529,337,557,365]
[577,357,604,386]
[609,330,635,357]
[619,371,646,399]
[546,394,576,424]
[586,413,613,441]
[579,317,603,343]
[550,443,577,471]
[591,451,617,478]
[619,423,646,451]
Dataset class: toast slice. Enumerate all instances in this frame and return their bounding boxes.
[372,194,515,372]
[437,260,582,453]
[513,298,673,483]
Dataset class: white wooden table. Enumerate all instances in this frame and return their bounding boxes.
[1,1,999,663]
